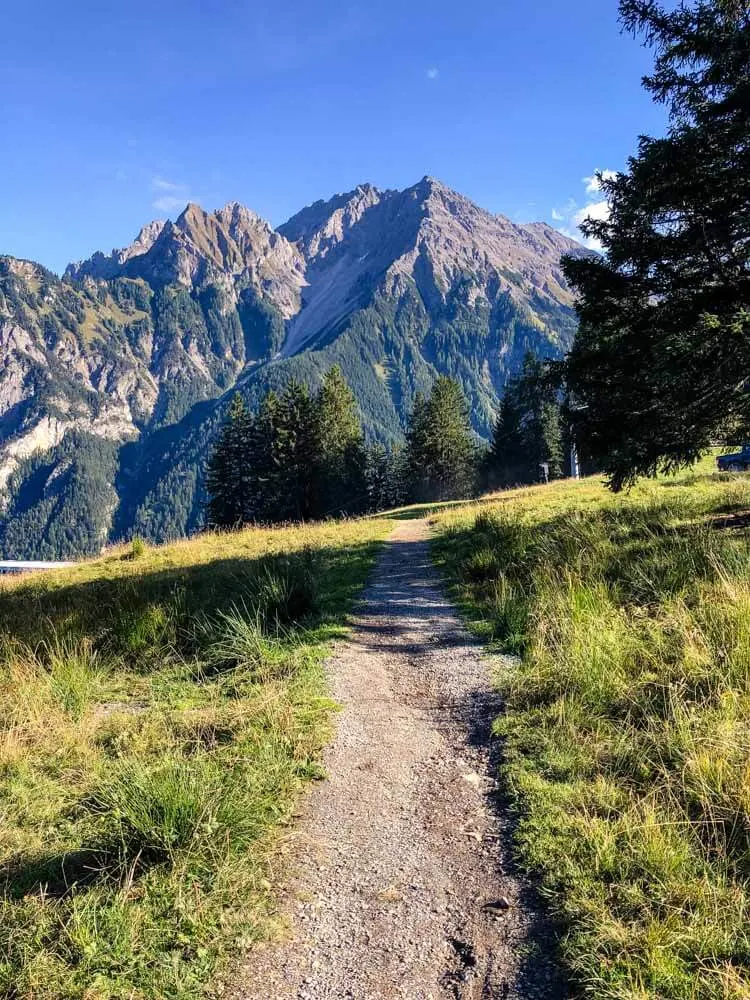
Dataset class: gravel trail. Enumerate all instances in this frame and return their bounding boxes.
[237,519,565,1000]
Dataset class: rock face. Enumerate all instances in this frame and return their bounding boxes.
[69,202,306,319]
[278,177,581,358]
[66,220,167,281]
[0,179,584,558]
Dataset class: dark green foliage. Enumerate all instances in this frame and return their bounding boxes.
[276,380,320,521]
[109,276,153,314]
[0,433,119,560]
[314,366,368,516]
[484,352,564,488]
[205,368,374,527]
[150,287,221,427]
[364,444,408,512]
[405,376,479,502]
[562,0,750,490]
[237,288,286,360]
[205,394,253,529]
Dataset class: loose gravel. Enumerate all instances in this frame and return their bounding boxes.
[235,519,566,999]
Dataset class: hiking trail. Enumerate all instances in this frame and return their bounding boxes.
[237,519,564,1000]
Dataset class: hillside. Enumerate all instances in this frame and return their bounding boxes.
[0,179,584,558]
[432,460,750,997]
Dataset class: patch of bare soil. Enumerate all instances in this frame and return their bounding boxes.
[233,520,565,1000]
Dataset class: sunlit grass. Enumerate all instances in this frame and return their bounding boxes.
[0,516,393,999]
[432,456,750,999]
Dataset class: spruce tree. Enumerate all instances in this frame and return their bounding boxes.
[314,366,367,516]
[405,377,478,502]
[484,394,527,489]
[205,393,252,528]
[365,444,408,512]
[484,353,564,487]
[206,369,398,526]
[247,390,283,521]
[517,353,563,480]
[562,0,750,489]
[274,380,319,522]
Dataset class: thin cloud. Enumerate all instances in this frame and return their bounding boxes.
[152,176,187,193]
[426,67,439,80]
[150,176,192,214]
[153,195,188,213]
[553,169,617,250]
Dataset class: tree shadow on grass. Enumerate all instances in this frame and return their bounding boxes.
[0,538,386,659]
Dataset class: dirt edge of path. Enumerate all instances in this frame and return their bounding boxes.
[231,518,566,1000]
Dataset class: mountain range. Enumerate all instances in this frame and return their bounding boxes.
[0,177,584,558]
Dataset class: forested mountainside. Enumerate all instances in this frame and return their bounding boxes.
[0,177,584,558]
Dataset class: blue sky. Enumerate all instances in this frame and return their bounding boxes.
[1,0,666,273]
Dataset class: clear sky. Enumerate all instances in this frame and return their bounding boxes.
[1,0,667,274]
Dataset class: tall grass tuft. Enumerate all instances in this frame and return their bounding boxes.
[92,755,266,862]
[197,604,294,681]
[45,637,106,720]
[247,554,318,625]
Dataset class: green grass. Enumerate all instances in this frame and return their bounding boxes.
[0,517,393,999]
[432,458,750,999]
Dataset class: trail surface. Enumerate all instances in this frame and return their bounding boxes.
[238,519,564,999]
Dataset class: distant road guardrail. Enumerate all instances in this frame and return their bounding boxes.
[0,560,76,574]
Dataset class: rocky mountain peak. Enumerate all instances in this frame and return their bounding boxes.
[67,201,306,318]
[66,218,167,281]
[134,219,168,251]
[3,177,588,558]
[279,183,389,261]
[215,200,265,230]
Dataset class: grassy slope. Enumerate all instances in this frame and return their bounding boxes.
[0,518,393,999]
[431,459,750,999]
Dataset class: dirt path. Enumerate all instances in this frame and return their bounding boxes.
[237,519,564,999]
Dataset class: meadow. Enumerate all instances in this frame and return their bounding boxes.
[0,517,393,999]
[432,458,750,999]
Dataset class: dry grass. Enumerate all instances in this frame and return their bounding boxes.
[0,516,393,999]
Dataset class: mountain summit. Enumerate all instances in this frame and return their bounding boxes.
[0,179,583,557]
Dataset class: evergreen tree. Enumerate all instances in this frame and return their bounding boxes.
[405,377,478,502]
[517,353,563,481]
[274,380,319,522]
[206,368,409,527]
[484,353,564,487]
[205,394,252,528]
[484,394,527,489]
[365,444,408,512]
[562,0,750,489]
[314,365,367,516]
[247,390,283,521]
